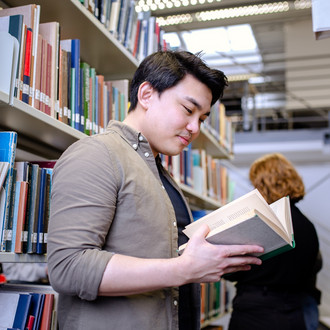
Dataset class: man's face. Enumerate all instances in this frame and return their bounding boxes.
[142,74,212,157]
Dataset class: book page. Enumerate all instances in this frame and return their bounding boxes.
[183,189,285,238]
[270,196,293,238]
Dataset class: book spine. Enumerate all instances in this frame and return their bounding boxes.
[22,27,33,104]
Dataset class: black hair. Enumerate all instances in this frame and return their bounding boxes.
[128,50,228,112]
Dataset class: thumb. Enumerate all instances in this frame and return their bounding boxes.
[190,223,210,241]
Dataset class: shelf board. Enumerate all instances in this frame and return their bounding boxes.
[179,183,221,210]
[193,127,233,159]
[0,252,47,263]
[0,91,86,159]
[3,0,139,79]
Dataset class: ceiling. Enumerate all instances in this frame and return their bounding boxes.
[147,0,330,132]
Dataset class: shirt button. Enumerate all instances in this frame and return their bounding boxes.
[173,222,176,227]
[144,152,150,157]
[162,185,165,190]
[132,143,138,150]
[139,135,143,141]
[173,300,178,306]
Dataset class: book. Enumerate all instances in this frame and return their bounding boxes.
[12,293,32,330]
[0,162,10,187]
[179,189,295,261]
[14,181,29,253]
[39,293,54,330]
[21,27,33,104]
[0,132,17,252]
[0,14,23,102]
[0,4,39,104]
[0,292,21,328]
[39,22,60,118]
[0,31,19,105]
[29,292,45,330]
[27,164,40,254]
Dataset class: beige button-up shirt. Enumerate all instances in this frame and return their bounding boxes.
[47,120,200,330]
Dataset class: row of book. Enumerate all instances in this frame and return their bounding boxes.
[0,3,168,134]
[0,284,56,330]
[78,0,168,59]
[205,101,234,155]
[0,131,54,254]
[200,280,232,327]
[161,145,235,205]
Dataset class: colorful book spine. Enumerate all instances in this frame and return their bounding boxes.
[0,131,17,252]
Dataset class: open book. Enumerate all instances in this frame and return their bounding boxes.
[179,189,295,260]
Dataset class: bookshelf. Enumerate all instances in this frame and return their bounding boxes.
[0,2,235,328]
[3,0,139,79]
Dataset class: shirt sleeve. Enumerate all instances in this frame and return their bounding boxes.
[47,136,118,300]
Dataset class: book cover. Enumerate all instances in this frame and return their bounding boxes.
[0,292,21,328]
[36,168,46,254]
[5,167,16,252]
[14,180,29,253]
[179,189,295,260]
[71,39,81,131]
[0,14,23,102]
[0,31,19,105]
[39,22,60,118]
[0,131,17,252]
[39,293,54,330]
[13,293,32,330]
[33,33,42,110]
[39,38,48,113]
[21,27,33,104]
[27,164,40,254]
[29,292,45,330]
[80,62,91,135]
[0,4,38,103]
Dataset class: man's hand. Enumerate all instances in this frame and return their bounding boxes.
[179,224,264,283]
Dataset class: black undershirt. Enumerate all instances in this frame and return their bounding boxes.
[158,168,195,330]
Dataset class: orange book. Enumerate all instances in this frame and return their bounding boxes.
[14,181,28,253]
[39,293,54,330]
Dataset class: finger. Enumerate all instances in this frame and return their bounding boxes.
[191,223,210,239]
[217,244,264,257]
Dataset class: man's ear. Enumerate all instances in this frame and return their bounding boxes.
[137,81,154,110]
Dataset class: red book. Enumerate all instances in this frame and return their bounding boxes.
[22,27,32,104]
[26,315,35,330]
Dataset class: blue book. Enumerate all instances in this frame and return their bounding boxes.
[71,39,81,131]
[29,292,45,330]
[12,293,32,330]
[10,180,21,252]
[36,168,46,254]
[5,167,17,251]
[0,131,17,252]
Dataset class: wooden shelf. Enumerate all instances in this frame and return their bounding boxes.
[179,183,221,210]
[0,252,47,263]
[3,0,139,79]
[0,91,86,159]
[193,126,233,160]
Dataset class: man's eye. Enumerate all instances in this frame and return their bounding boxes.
[184,106,192,114]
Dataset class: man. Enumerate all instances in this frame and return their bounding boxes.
[47,51,263,330]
